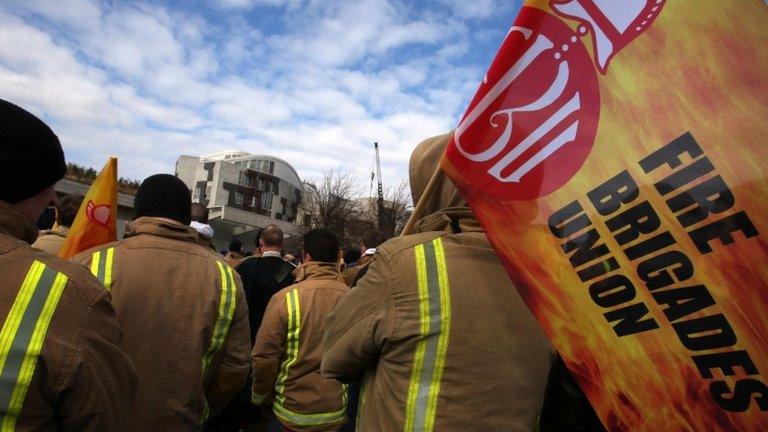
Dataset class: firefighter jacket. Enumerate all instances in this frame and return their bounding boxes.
[32,225,69,256]
[341,254,373,288]
[321,132,556,432]
[0,200,137,431]
[252,261,349,432]
[72,216,251,431]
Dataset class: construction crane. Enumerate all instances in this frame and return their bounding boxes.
[374,141,386,234]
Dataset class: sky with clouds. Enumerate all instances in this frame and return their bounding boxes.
[1,0,523,194]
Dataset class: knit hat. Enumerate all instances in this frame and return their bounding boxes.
[133,174,192,225]
[0,99,66,203]
[190,221,214,239]
[228,239,242,253]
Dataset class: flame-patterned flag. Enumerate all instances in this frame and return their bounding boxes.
[59,157,118,258]
[442,1,767,430]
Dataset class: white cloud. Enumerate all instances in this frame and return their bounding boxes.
[0,0,521,194]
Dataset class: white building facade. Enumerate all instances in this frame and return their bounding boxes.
[176,151,303,249]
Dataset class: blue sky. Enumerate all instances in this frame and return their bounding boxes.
[0,0,523,192]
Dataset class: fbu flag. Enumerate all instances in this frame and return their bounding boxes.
[443,1,768,430]
[59,158,118,259]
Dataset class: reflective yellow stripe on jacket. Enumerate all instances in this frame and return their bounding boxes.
[89,247,115,291]
[272,289,347,427]
[405,237,452,432]
[201,261,238,422]
[274,289,300,405]
[0,261,68,430]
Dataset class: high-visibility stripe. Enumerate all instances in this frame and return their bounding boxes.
[404,238,451,432]
[273,401,346,427]
[274,289,300,405]
[103,248,115,291]
[89,247,115,291]
[271,289,348,428]
[200,262,237,423]
[0,261,68,430]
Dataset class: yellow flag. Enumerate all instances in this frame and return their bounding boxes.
[59,157,118,258]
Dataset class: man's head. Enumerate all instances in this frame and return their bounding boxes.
[190,203,209,223]
[133,174,192,225]
[57,194,83,227]
[260,224,284,252]
[229,239,243,254]
[344,248,362,265]
[401,132,466,235]
[0,99,66,222]
[302,228,339,263]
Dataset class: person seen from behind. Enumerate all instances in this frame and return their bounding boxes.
[225,238,244,268]
[252,228,349,432]
[322,132,556,431]
[191,202,216,251]
[0,99,137,430]
[72,174,251,431]
[237,224,296,344]
[341,230,382,288]
[32,194,82,255]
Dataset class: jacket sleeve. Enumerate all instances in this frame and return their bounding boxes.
[58,288,138,432]
[206,276,252,415]
[251,293,286,406]
[321,254,393,382]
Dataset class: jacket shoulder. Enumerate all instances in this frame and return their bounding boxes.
[376,231,445,262]
[70,240,124,264]
[26,247,109,306]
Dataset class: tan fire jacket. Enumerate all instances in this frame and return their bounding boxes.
[322,133,556,432]
[252,262,349,432]
[32,225,69,255]
[0,200,137,431]
[73,216,251,431]
[341,254,373,287]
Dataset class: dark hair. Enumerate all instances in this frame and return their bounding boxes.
[261,224,284,247]
[57,194,83,227]
[344,248,362,264]
[303,228,339,263]
[190,203,209,223]
[228,239,242,253]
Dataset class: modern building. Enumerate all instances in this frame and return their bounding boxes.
[176,151,303,250]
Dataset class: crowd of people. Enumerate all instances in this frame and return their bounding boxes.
[0,98,604,431]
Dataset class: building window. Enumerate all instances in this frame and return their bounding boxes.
[235,191,244,205]
[261,193,272,211]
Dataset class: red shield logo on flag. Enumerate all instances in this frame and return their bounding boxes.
[446,6,600,201]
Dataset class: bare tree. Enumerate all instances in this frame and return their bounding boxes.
[298,169,360,244]
[383,179,413,238]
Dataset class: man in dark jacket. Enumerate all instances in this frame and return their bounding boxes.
[236,224,296,343]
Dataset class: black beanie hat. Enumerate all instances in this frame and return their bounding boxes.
[228,239,242,253]
[133,174,192,225]
[0,99,66,203]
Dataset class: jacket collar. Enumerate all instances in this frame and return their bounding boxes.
[0,200,39,244]
[412,206,482,234]
[294,261,344,283]
[40,225,70,238]
[127,216,198,243]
